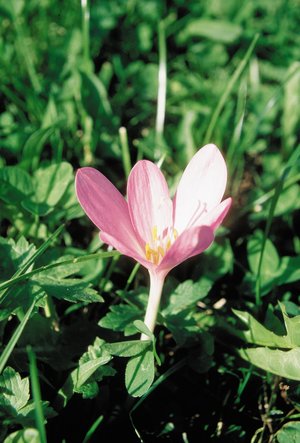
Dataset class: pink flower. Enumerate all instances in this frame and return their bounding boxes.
[76,144,232,338]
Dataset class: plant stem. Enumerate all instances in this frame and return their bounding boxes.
[141,271,165,340]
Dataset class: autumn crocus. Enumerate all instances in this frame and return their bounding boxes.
[76,144,232,340]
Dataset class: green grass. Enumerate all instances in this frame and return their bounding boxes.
[1,0,300,442]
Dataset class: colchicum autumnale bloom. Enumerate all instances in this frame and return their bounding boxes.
[76,144,232,339]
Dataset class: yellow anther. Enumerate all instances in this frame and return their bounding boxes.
[152,225,158,242]
[158,246,165,257]
[145,243,152,261]
[145,226,178,264]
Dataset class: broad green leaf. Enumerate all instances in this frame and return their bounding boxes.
[162,280,212,316]
[277,256,300,286]
[4,428,40,443]
[0,167,33,204]
[0,367,29,412]
[247,230,280,278]
[125,347,154,397]
[279,302,300,347]
[57,338,114,407]
[177,19,242,44]
[0,237,36,281]
[104,340,151,357]
[233,309,291,348]
[22,125,60,171]
[33,162,73,207]
[239,347,300,380]
[99,304,142,335]
[133,320,154,340]
[35,276,103,303]
[80,70,113,119]
[276,421,300,443]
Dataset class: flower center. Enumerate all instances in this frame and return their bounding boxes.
[145,225,178,265]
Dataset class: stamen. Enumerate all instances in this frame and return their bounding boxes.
[145,225,179,265]
[152,226,158,242]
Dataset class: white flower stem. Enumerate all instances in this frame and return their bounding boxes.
[141,271,165,341]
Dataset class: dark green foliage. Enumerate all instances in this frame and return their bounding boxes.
[1,0,300,441]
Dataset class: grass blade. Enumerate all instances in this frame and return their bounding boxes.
[204,34,259,144]
[82,415,104,443]
[27,346,47,443]
[0,250,120,293]
[155,21,167,144]
[0,298,36,374]
[255,145,300,306]
[119,126,132,178]
[0,224,64,302]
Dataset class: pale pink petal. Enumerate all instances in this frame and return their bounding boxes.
[76,167,143,254]
[100,232,152,270]
[127,160,173,243]
[157,225,214,272]
[174,144,228,233]
[200,197,232,232]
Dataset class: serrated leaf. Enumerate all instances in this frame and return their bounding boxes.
[0,367,29,413]
[239,347,300,381]
[125,348,155,397]
[99,304,142,335]
[35,276,103,303]
[4,428,40,443]
[57,337,113,407]
[104,340,151,357]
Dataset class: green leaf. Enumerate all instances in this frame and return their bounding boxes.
[277,256,300,286]
[99,304,142,336]
[35,276,103,303]
[125,347,155,397]
[22,125,61,171]
[247,230,280,279]
[133,320,154,340]
[275,421,300,443]
[80,70,113,119]
[0,367,30,412]
[162,280,212,316]
[233,309,291,348]
[104,340,151,357]
[0,237,36,281]
[177,19,242,44]
[279,302,300,347]
[239,347,300,381]
[57,338,113,407]
[0,167,33,204]
[0,298,37,373]
[4,428,40,443]
[32,162,73,207]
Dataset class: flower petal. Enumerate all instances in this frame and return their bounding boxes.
[157,225,214,272]
[200,197,232,232]
[127,160,173,243]
[100,232,152,269]
[174,144,228,233]
[76,167,142,254]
